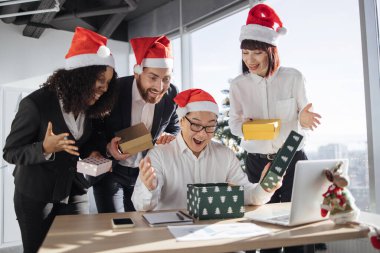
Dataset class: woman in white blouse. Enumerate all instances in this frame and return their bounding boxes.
[228,5,322,253]
[229,4,321,207]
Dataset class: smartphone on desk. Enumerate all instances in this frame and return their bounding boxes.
[111,218,135,229]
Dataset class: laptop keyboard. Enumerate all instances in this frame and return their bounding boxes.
[269,214,290,222]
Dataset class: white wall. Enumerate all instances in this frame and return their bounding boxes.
[0,21,129,249]
[0,22,129,85]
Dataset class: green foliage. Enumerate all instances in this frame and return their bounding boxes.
[214,89,247,169]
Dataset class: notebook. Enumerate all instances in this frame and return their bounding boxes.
[246,159,349,226]
[142,211,194,227]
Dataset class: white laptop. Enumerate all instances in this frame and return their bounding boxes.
[245,159,349,226]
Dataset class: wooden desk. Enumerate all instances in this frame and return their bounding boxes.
[39,203,379,253]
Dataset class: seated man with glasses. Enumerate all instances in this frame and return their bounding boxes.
[132,88,282,211]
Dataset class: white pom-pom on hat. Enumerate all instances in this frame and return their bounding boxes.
[97,45,111,58]
[134,64,143,74]
[276,27,287,35]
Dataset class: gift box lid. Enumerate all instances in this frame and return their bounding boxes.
[115,123,152,143]
[243,119,280,131]
[243,119,280,140]
[78,156,111,165]
[115,123,153,154]
[77,156,112,176]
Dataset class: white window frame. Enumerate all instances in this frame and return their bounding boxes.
[358,0,380,213]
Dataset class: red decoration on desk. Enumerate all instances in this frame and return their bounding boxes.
[320,161,359,224]
[370,232,380,249]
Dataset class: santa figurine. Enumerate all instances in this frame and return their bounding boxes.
[320,161,359,224]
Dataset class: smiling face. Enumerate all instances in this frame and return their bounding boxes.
[87,66,114,106]
[135,67,172,104]
[180,111,218,157]
[242,49,269,77]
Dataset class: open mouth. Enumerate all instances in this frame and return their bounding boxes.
[148,89,161,97]
[193,138,204,145]
[93,93,103,100]
[248,64,259,71]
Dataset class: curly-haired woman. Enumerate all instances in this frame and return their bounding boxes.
[3,27,118,253]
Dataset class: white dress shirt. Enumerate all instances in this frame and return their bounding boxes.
[229,67,309,154]
[59,100,85,140]
[132,132,273,211]
[119,79,155,168]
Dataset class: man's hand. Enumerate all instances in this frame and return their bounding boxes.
[259,162,283,193]
[300,103,321,130]
[156,132,176,145]
[106,137,130,160]
[139,156,157,191]
[43,122,79,156]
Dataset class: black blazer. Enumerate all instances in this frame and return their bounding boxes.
[89,75,180,164]
[3,87,91,203]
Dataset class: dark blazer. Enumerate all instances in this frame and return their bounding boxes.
[90,75,180,168]
[3,87,91,203]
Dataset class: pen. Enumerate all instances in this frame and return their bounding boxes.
[176,212,185,221]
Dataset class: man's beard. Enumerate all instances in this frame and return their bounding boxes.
[136,78,167,104]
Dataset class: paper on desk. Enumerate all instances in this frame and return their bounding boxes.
[168,223,270,242]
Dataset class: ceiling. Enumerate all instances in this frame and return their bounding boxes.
[0,0,173,42]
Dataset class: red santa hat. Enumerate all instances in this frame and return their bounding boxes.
[130,35,173,74]
[65,27,115,70]
[239,4,287,46]
[174,89,219,118]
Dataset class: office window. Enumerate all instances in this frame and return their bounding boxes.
[191,9,249,105]
[191,0,369,210]
[128,50,136,76]
[171,37,182,90]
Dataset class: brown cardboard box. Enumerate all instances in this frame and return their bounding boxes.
[115,123,153,155]
[243,119,281,140]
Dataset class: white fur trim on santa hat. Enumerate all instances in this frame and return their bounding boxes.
[239,24,286,46]
[142,58,173,69]
[176,101,219,118]
[65,53,115,70]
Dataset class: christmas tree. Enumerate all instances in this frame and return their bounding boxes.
[214,89,247,169]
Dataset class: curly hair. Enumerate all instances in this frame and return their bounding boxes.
[42,65,118,118]
[241,40,280,78]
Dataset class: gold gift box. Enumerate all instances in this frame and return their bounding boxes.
[115,123,153,155]
[242,119,281,140]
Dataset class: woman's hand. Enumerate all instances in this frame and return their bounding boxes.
[139,156,157,191]
[300,103,321,130]
[88,151,103,159]
[43,122,79,156]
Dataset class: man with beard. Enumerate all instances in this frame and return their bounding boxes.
[89,36,180,213]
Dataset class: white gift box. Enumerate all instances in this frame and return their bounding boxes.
[77,157,112,177]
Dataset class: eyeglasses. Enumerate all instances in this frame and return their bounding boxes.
[184,116,217,133]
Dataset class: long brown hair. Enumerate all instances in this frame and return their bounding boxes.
[241,40,280,78]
